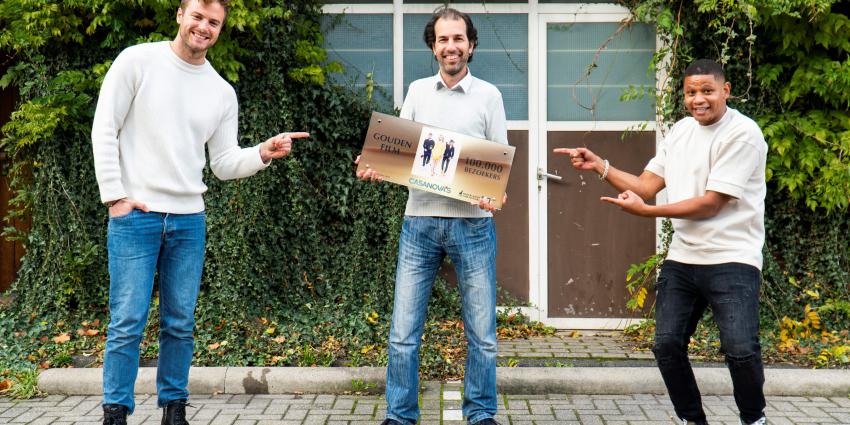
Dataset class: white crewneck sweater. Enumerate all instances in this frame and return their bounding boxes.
[92,41,268,214]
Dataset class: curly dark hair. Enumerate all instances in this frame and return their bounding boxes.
[423,7,478,63]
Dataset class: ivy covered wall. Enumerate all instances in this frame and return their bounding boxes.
[0,0,848,383]
[0,0,431,373]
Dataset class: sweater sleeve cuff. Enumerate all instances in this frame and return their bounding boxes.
[253,144,272,170]
[99,187,128,204]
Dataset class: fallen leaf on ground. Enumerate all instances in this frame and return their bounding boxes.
[53,333,71,344]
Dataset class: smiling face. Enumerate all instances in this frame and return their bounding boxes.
[683,74,730,126]
[432,17,474,79]
[174,0,226,63]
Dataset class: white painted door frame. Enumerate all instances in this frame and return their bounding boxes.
[531,9,656,330]
[321,2,664,329]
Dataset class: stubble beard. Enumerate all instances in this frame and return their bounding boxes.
[182,30,214,57]
[440,55,467,77]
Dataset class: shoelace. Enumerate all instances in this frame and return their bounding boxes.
[103,406,127,425]
[167,401,194,425]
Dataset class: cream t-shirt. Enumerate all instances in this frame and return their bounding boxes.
[645,108,767,270]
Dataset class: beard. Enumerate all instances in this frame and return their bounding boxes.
[181,29,215,55]
[438,53,468,76]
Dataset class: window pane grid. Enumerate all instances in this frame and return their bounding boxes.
[547,22,655,121]
[322,14,394,107]
[403,13,529,120]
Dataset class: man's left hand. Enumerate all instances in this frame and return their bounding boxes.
[600,190,648,216]
[474,193,508,212]
[260,132,310,163]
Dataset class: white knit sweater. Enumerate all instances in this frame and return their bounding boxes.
[92,41,267,214]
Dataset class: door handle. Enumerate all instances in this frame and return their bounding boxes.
[537,168,563,181]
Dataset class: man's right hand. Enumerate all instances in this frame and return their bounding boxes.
[108,198,150,218]
[553,147,604,175]
[354,155,384,182]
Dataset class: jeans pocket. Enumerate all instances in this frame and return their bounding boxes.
[109,209,136,221]
[461,217,489,228]
[654,272,667,295]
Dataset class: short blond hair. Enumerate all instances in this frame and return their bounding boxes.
[180,0,231,13]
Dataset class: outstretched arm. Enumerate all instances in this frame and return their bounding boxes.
[553,147,665,200]
[601,189,731,219]
[259,132,310,163]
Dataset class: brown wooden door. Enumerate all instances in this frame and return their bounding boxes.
[0,56,25,294]
[545,131,656,319]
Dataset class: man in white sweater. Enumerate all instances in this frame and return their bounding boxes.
[91,1,307,424]
[555,59,767,425]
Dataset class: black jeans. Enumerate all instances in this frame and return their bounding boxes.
[652,260,765,424]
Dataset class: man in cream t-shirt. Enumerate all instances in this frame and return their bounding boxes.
[91,1,308,424]
[555,59,767,425]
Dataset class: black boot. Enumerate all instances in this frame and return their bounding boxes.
[102,404,128,425]
[161,399,191,425]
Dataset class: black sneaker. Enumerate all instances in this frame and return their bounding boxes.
[380,419,404,425]
[102,404,128,425]
[161,399,191,425]
[471,419,501,425]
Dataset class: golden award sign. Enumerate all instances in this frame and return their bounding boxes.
[357,112,515,209]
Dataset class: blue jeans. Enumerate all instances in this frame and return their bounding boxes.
[653,260,765,424]
[386,216,498,425]
[102,210,206,413]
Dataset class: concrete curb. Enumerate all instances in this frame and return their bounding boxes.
[497,367,850,396]
[38,366,850,397]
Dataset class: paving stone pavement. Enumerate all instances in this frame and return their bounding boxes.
[3,381,849,425]
[498,330,655,361]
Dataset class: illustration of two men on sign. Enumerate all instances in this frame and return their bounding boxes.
[413,128,462,182]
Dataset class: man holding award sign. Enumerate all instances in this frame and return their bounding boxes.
[355,7,509,425]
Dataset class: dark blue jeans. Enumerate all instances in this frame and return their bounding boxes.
[652,260,765,424]
[386,216,498,425]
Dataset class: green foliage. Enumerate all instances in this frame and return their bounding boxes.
[0,0,411,374]
[631,0,850,213]
[624,219,672,313]
[1,0,848,384]
[0,0,553,385]
[0,367,43,399]
[624,0,850,360]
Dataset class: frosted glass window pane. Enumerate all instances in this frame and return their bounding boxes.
[405,0,520,3]
[403,14,528,120]
[325,0,392,4]
[547,23,655,121]
[322,14,393,107]
[539,0,613,3]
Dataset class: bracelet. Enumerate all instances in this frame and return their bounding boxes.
[599,159,610,181]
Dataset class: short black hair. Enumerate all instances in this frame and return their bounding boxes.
[684,59,726,81]
[423,7,478,63]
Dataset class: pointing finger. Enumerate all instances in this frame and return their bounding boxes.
[284,132,310,140]
[553,148,576,156]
